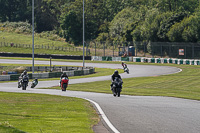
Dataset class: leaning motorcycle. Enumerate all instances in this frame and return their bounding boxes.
[21,75,29,90]
[31,79,38,88]
[18,78,22,88]
[60,77,69,91]
[111,77,123,97]
[124,67,129,74]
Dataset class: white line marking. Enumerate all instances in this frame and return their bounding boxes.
[84,98,120,133]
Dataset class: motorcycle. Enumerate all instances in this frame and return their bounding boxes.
[31,79,38,88]
[111,77,123,97]
[21,75,29,90]
[18,78,22,88]
[60,77,69,91]
[124,67,129,74]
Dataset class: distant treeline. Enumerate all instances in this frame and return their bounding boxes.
[0,0,200,45]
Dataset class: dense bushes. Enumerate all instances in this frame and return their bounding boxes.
[1,0,200,46]
[0,21,65,42]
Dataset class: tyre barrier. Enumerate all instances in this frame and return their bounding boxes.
[0,67,95,81]
[91,56,133,62]
[91,56,200,66]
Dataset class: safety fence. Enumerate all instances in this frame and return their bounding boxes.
[2,41,200,58]
[0,66,95,81]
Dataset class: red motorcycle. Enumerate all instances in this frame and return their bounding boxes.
[61,77,69,91]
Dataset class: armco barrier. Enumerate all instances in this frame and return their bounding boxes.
[65,71,74,77]
[0,67,95,81]
[10,74,20,80]
[74,70,84,76]
[89,68,95,74]
[0,53,91,60]
[32,73,49,79]
[84,69,90,75]
[0,75,10,81]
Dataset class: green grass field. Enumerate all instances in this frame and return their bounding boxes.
[0,32,107,56]
[0,92,98,133]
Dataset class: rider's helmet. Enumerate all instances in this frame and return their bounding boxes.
[23,70,27,75]
[63,72,67,75]
[35,78,38,81]
[122,62,124,65]
[114,70,119,75]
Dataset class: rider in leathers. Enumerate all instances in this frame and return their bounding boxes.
[60,72,68,86]
[111,70,122,90]
[18,70,29,88]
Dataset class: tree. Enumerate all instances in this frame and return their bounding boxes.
[157,12,188,41]
[0,0,32,22]
[167,15,200,42]
[61,11,82,45]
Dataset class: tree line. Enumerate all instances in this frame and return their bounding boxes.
[0,0,200,46]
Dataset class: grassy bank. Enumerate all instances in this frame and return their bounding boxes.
[0,92,98,133]
[0,32,69,47]
[0,46,83,55]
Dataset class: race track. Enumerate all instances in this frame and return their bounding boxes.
[1,59,200,133]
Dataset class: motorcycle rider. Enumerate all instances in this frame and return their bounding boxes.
[122,62,127,69]
[18,70,29,88]
[59,72,68,86]
[111,70,122,89]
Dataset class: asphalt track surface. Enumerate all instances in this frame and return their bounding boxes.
[1,59,200,133]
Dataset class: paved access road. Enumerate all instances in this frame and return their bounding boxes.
[1,59,200,133]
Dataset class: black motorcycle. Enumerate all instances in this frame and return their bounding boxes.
[111,77,123,97]
[21,75,29,90]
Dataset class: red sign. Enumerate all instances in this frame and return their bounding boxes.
[179,49,184,55]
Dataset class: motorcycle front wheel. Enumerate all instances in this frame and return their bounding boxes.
[116,88,121,97]
[22,83,26,90]
[112,87,116,97]
[62,84,67,91]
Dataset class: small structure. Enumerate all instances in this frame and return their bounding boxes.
[119,46,135,56]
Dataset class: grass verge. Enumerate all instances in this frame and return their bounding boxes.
[0,92,98,133]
